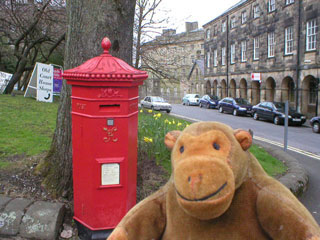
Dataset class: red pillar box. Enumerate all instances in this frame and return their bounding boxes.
[62,37,148,239]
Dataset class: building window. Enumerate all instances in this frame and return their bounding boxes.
[268,32,275,57]
[213,49,218,67]
[268,0,275,12]
[286,0,294,5]
[254,37,260,60]
[285,26,294,55]
[221,21,226,33]
[241,41,247,62]
[206,51,210,68]
[221,47,226,66]
[253,5,260,18]
[241,11,247,24]
[230,17,236,29]
[213,26,217,36]
[306,19,317,51]
[230,44,236,64]
[206,29,210,40]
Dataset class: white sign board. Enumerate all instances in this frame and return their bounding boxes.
[101,163,120,186]
[0,71,13,94]
[251,73,261,82]
[24,63,53,102]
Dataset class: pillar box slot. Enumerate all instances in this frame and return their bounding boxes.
[62,37,148,238]
[99,104,120,112]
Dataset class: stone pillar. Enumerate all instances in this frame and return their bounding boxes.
[236,88,240,98]
[275,89,282,102]
[260,89,266,102]
[248,89,252,103]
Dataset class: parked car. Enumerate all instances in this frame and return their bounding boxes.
[310,116,320,133]
[218,97,253,116]
[199,95,220,109]
[252,101,306,126]
[140,96,172,113]
[182,94,200,106]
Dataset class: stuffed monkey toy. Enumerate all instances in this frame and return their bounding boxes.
[108,122,320,240]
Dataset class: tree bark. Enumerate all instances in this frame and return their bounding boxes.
[38,0,136,199]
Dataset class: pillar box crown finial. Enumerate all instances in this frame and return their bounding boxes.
[101,37,111,54]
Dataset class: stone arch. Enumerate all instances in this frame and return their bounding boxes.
[266,77,276,102]
[206,80,211,94]
[221,79,227,99]
[239,78,247,99]
[251,81,261,105]
[281,76,295,105]
[229,79,236,98]
[301,75,318,117]
[213,80,218,96]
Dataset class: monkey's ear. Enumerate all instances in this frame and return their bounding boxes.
[164,130,181,150]
[234,129,252,151]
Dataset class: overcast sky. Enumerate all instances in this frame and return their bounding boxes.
[159,0,241,33]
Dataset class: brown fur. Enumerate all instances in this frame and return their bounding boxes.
[107,122,320,240]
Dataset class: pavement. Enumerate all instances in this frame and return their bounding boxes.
[0,141,310,240]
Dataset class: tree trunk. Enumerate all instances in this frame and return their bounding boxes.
[3,58,27,94]
[38,0,136,199]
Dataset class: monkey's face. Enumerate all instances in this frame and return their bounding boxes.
[165,122,252,220]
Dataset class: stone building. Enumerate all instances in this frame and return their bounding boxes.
[203,0,320,117]
[140,22,205,103]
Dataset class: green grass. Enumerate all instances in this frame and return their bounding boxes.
[249,144,287,177]
[138,109,287,176]
[0,95,287,177]
[0,94,59,166]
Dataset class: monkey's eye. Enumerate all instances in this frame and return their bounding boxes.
[213,143,220,150]
[180,146,184,153]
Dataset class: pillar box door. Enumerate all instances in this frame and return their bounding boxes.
[62,38,148,231]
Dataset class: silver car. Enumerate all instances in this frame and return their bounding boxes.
[140,96,172,113]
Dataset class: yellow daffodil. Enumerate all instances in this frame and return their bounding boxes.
[164,119,169,123]
[177,122,182,127]
[172,120,176,124]
[140,109,143,113]
[186,124,190,127]
[168,122,172,125]
[143,137,153,143]
[157,113,161,118]
[148,110,153,113]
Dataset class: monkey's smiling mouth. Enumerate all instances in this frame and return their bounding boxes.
[176,182,228,202]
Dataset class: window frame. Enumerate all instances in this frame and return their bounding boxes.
[213,49,218,67]
[253,37,260,60]
[241,41,247,62]
[268,0,276,12]
[268,32,275,58]
[221,21,226,33]
[285,26,294,55]
[230,17,236,29]
[206,29,211,40]
[253,5,260,19]
[241,11,247,24]
[285,0,294,5]
[306,19,317,51]
[206,51,211,68]
[221,47,226,66]
[230,44,236,64]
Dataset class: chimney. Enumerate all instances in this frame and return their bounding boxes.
[185,22,198,32]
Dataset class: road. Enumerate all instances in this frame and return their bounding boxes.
[169,104,320,223]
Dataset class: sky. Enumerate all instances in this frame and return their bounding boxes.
[159,0,241,33]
